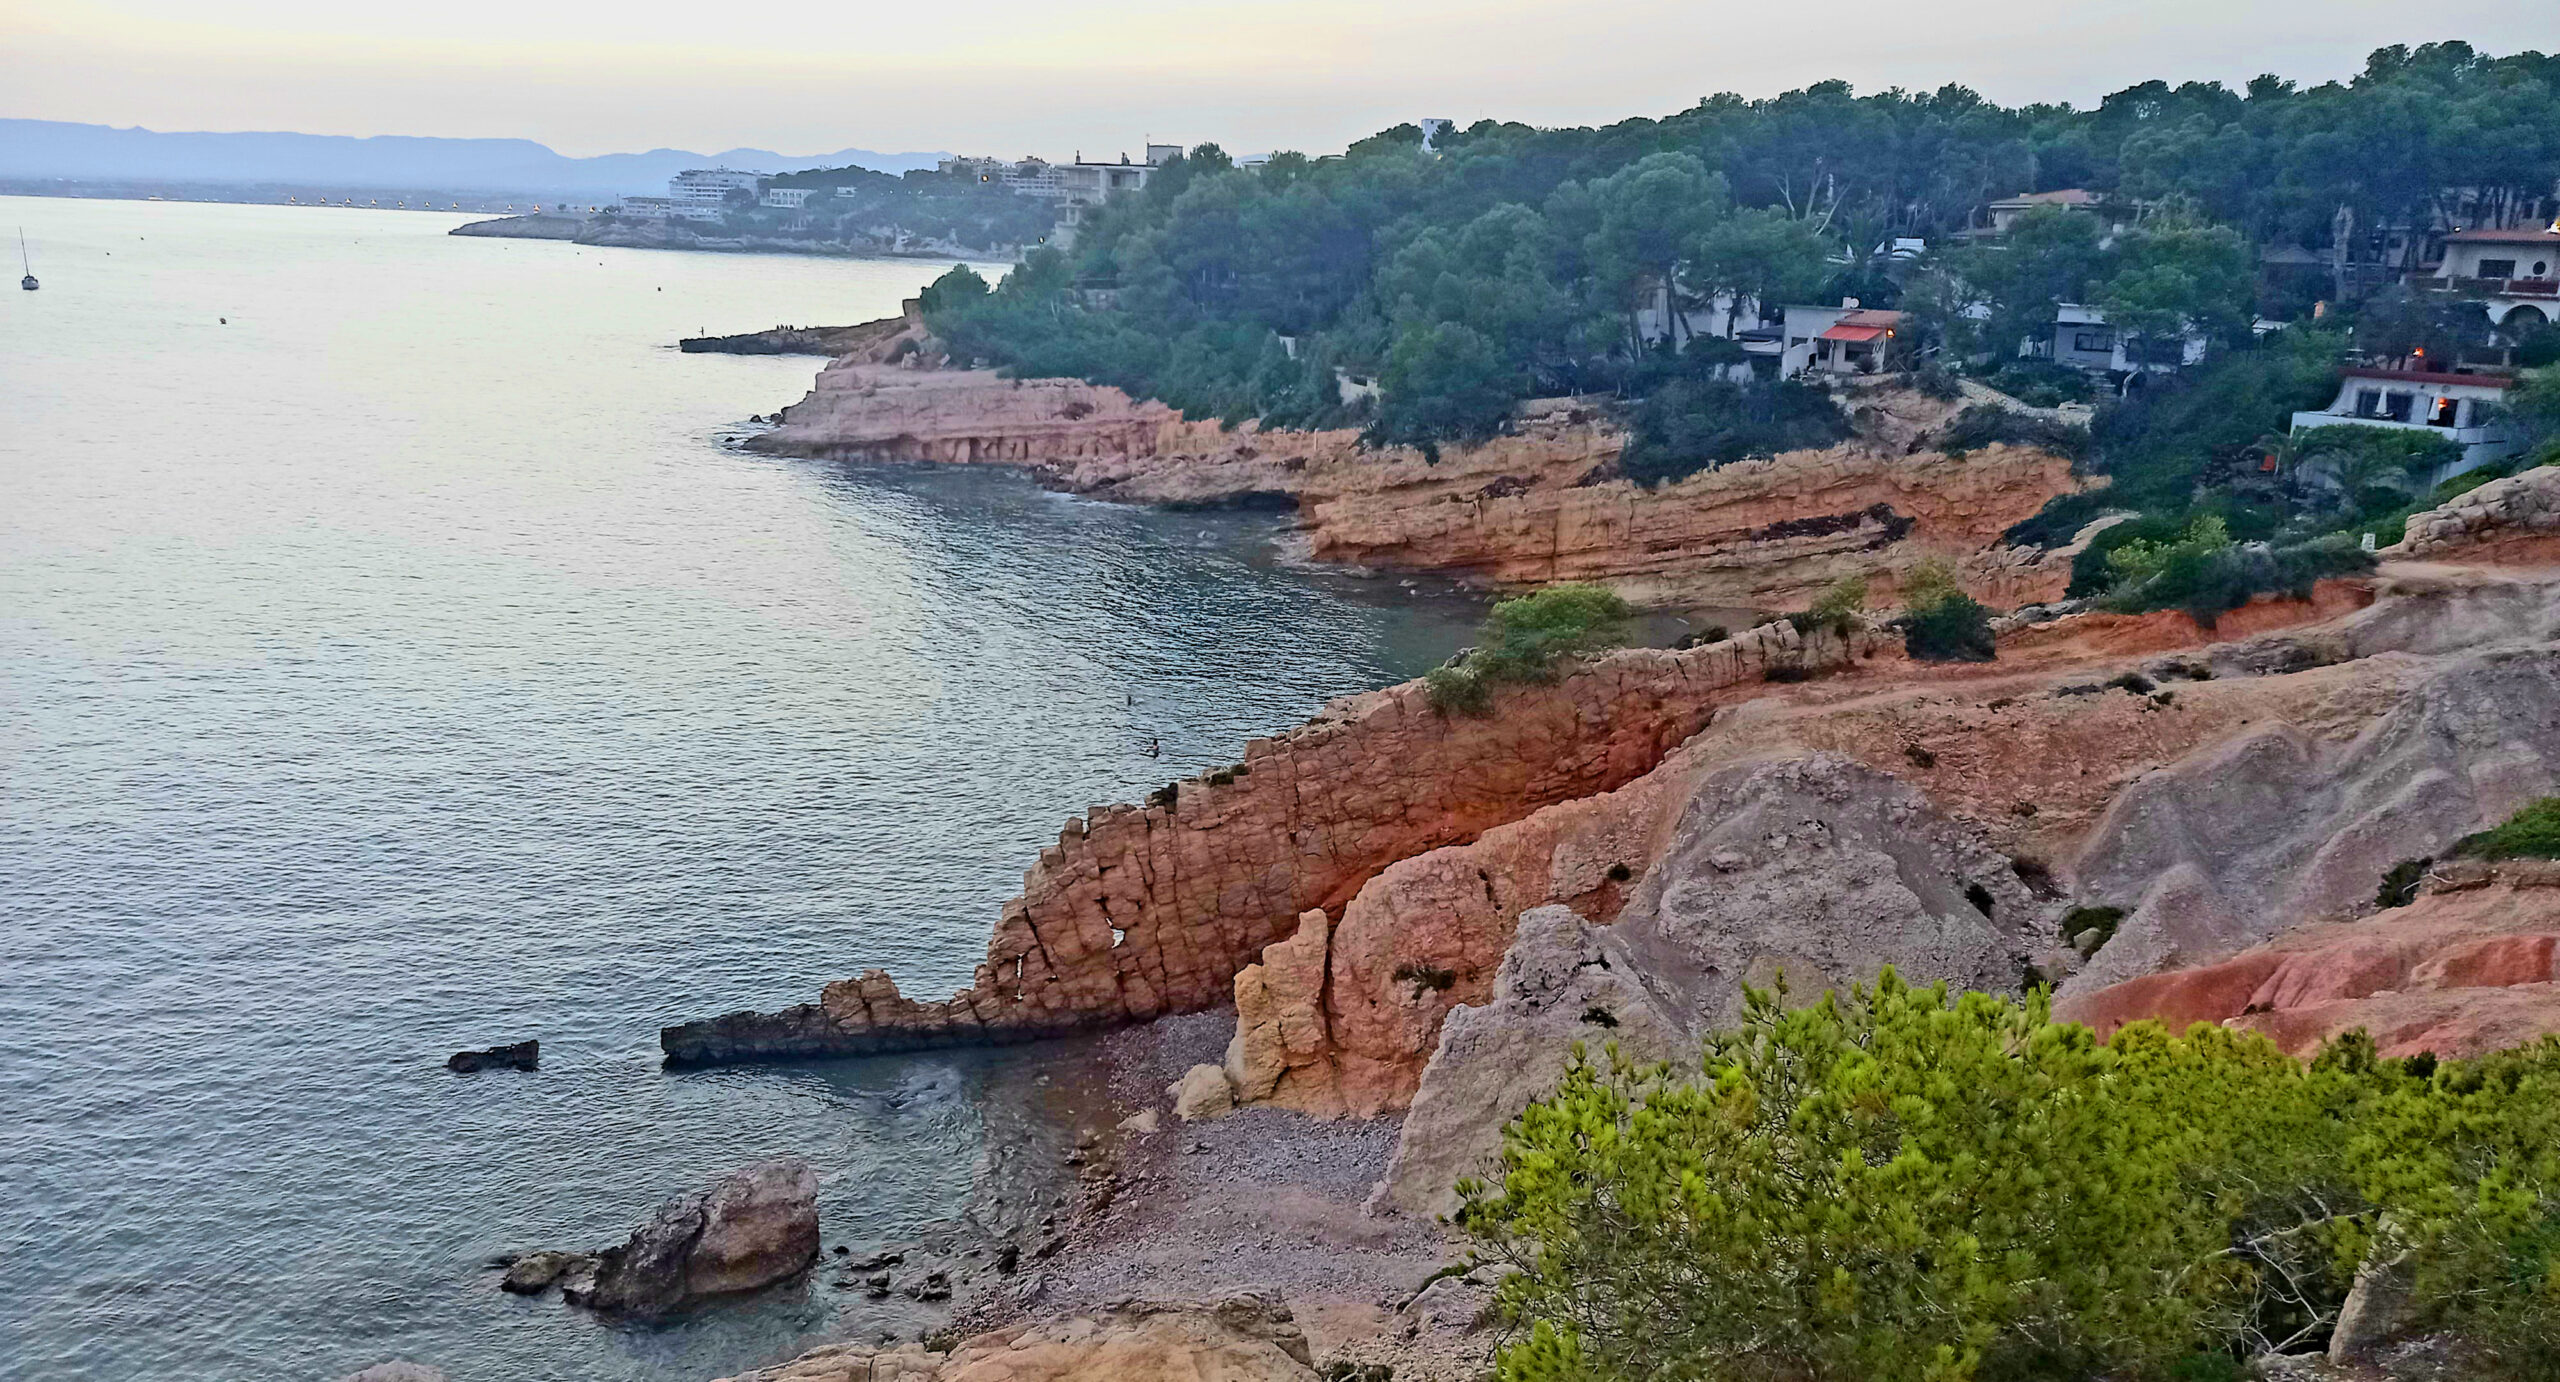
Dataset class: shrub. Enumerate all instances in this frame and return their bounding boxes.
[1394,961,1457,991]
[1788,574,1868,636]
[2451,797,2560,861]
[1934,403,2092,461]
[1460,975,2560,1382]
[1619,378,1853,486]
[2102,518,2374,628]
[1430,583,1633,715]
[1899,558,1997,662]
[2378,857,2432,909]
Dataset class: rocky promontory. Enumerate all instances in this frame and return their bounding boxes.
[745,356,2092,611]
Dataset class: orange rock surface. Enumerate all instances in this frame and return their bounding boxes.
[2059,871,2560,1059]
[748,363,2087,610]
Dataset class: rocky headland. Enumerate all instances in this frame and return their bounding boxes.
[744,351,2094,611]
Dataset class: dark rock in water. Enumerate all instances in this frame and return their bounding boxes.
[499,1250,592,1295]
[337,1365,446,1382]
[902,1268,951,1301]
[565,1156,819,1319]
[446,1040,538,1073]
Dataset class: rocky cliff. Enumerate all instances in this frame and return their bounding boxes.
[661,618,1880,1065]
[747,362,2088,610]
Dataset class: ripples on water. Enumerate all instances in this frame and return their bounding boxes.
[0,198,1482,1381]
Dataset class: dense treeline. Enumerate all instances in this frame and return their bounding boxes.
[925,41,2560,460]
[632,165,1055,250]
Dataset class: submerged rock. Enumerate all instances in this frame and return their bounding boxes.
[446,1040,538,1073]
[566,1156,820,1318]
[498,1249,592,1295]
[337,1366,446,1382]
[709,1293,1316,1382]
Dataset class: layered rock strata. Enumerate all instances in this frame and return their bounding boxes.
[747,362,2088,610]
[662,619,1878,1065]
[2059,864,2560,1059]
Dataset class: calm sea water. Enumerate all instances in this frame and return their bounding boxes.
[0,198,1480,1381]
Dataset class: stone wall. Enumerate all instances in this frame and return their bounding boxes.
[661,619,1876,1064]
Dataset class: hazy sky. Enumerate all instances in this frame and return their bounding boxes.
[5,0,2551,160]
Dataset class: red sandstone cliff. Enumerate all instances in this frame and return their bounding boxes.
[747,362,2089,611]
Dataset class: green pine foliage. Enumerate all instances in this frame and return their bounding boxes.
[1460,973,2560,1382]
[2451,797,2560,861]
[1428,584,1633,714]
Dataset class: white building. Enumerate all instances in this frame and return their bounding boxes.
[762,187,812,209]
[2427,225,2560,333]
[668,168,761,221]
[2288,366,2524,485]
[614,195,677,220]
[2034,303,2210,376]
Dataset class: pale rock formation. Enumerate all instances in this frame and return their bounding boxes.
[2061,645,2560,996]
[1376,755,2043,1217]
[710,1295,1318,1382]
[337,1365,446,1382]
[2398,463,2560,563]
[568,1157,820,1318]
[1169,1065,1236,1122]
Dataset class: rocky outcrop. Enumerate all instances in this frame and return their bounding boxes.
[682,320,914,357]
[567,1158,820,1318]
[2397,463,2560,563]
[710,1295,1317,1382]
[1373,755,2045,1216]
[446,1040,537,1073]
[748,365,2087,609]
[448,214,583,241]
[2059,867,2560,1060]
[661,619,1877,1065]
[2059,644,2560,996]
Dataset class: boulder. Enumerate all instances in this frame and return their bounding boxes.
[2328,1252,2415,1363]
[568,1157,820,1318]
[446,1040,538,1073]
[1167,1064,1235,1122]
[498,1249,592,1295]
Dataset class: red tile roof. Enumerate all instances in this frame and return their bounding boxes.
[2444,226,2560,245]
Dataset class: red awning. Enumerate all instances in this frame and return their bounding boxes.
[1818,324,1889,343]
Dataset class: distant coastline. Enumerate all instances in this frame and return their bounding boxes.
[450,211,1023,261]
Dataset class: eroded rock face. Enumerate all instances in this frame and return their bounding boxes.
[2061,645,2560,996]
[569,1158,819,1318]
[2059,872,2560,1060]
[1377,754,2042,1217]
[662,620,1878,1065]
[711,1295,1318,1382]
[748,364,2086,611]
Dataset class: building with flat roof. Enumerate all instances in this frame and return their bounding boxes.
[2289,366,2524,484]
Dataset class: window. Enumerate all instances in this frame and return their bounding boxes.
[2479,258,2518,280]
[2429,396,2459,427]
[2354,388,2382,418]
[2383,392,2415,422]
[2071,329,2114,354]
[2535,260,2551,279]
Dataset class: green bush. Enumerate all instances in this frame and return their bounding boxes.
[1935,403,2092,461]
[1899,558,1996,662]
[1460,974,2560,1382]
[2100,517,2374,627]
[1787,574,1868,637]
[2452,797,2560,861]
[1619,379,1853,485]
[1429,583,1633,715]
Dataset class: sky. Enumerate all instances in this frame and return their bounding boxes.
[3,0,2552,161]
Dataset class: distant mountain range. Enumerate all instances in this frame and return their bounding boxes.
[0,119,950,195]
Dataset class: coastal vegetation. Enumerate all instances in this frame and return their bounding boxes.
[2451,797,2560,862]
[1427,583,1634,715]
[918,43,2559,507]
[1459,973,2560,1382]
[1897,558,1998,661]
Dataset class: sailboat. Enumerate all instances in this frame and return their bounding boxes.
[18,228,34,291]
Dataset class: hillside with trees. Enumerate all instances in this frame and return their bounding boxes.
[921,41,2560,551]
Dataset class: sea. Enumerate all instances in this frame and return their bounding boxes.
[0,196,1483,1381]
